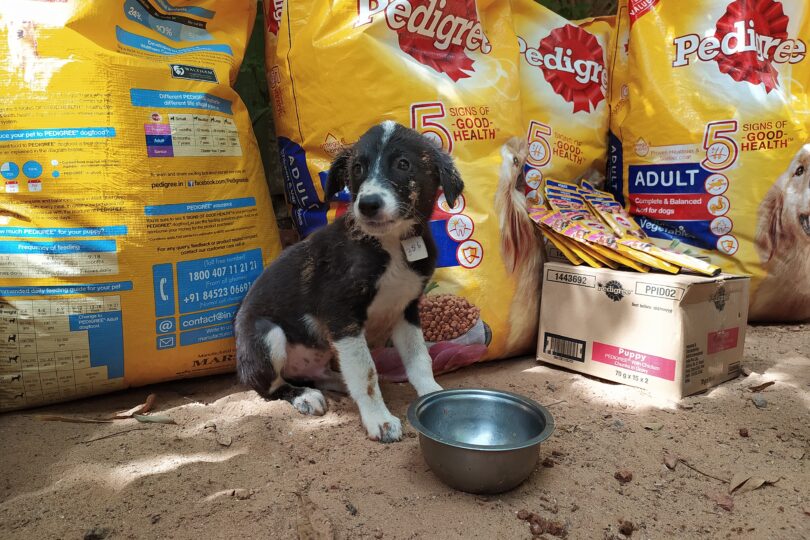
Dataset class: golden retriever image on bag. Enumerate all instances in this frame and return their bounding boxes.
[753,143,810,322]
[495,137,545,352]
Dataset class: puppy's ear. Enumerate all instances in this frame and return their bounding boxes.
[433,147,464,208]
[756,182,785,262]
[324,146,352,201]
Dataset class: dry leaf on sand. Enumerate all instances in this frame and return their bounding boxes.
[729,473,780,494]
[111,393,156,419]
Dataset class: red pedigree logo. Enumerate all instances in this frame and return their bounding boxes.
[520,24,606,113]
[673,0,806,92]
[356,0,491,81]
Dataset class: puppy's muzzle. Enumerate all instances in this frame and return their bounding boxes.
[358,194,384,218]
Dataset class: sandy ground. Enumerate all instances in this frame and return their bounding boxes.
[0,324,808,540]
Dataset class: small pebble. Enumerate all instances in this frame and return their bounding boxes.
[619,520,636,536]
[739,428,749,437]
[751,394,767,409]
[83,528,110,540]
[233,489,252,500]
[614,469,633,484]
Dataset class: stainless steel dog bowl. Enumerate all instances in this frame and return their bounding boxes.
[407,388,555,494]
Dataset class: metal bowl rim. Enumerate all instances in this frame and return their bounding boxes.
[407,388,555,452]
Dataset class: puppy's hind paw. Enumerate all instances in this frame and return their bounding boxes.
[292,388,327,416]
[365,413,402,443]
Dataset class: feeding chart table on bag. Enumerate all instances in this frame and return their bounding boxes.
[146,114,242,158]
[0,296,125,410]
[0,240,119,278]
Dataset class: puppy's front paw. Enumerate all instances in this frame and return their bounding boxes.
[364,412,402,443]
[292,388,327,416]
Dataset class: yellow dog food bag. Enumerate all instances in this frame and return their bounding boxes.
[0,0,281,411]
[608,0,810,321]
[514,0,614,200]
[268,0,544,376]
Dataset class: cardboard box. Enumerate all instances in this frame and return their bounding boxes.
[537,262,750,400]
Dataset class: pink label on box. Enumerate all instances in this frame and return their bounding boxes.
[144,123,171,135]
[707,327,739,355]
[592,342,676,381]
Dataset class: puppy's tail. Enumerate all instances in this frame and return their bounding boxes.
[235,310,280,400]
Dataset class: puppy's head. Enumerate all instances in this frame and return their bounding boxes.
[325,121,463,237]
[756,143,810,261]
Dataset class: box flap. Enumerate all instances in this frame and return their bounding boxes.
[545,262,750,288]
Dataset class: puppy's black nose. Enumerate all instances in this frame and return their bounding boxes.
[358,194,383,217]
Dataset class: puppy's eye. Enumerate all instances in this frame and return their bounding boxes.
[352,163,364,177]
[795,165,805,177]
[397,158,410,171]
[512,156,519,167]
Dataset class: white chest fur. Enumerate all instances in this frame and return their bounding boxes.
[364,243,424,348]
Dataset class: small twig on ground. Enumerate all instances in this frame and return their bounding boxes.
[680,459,728,483]
[544,400,567,408]
[35,415,113,424]
[81,426,148,444]
[748,381,775,393]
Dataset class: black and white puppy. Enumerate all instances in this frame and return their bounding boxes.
[235,121,464,442]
